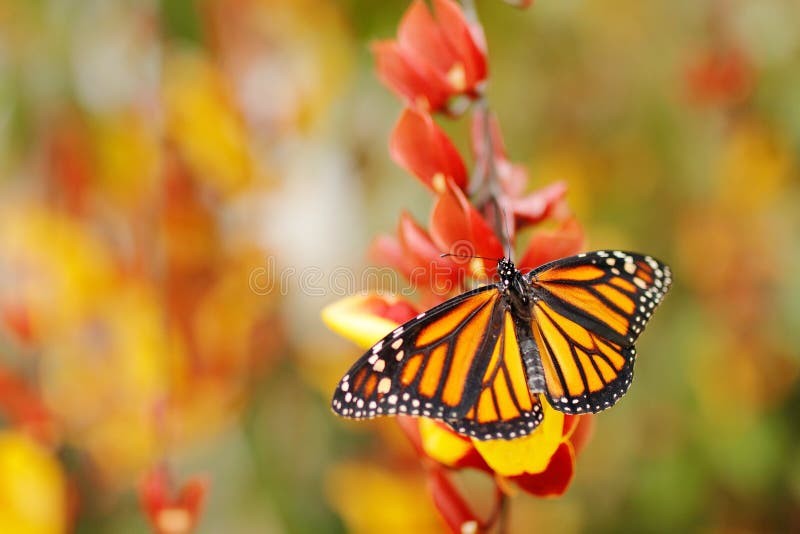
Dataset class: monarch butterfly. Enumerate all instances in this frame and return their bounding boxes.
[332,251,671,441]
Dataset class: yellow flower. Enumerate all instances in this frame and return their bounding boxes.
[162,50,252,196]
[326,462,443,534]
[0,206,113,340]
[419,401,566,477]
[0,431,67,534]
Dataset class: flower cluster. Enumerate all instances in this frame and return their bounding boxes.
[324,0,593,530]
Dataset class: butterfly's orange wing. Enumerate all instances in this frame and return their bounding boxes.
[527,251,671,414]
[332,286,543,440]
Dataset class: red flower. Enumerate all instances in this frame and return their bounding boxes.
[370,211,465,303]
[518,217,585,270]
[389,107,468,193]
[373,0,488,113]
[140,465,207,534]
[430,180,505,277]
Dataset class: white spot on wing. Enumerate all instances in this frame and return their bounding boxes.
[377,377,392,394]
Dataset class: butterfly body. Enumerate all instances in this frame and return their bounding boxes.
[332,251,671,440]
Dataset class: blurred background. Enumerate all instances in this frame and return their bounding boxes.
[1,0,799,532]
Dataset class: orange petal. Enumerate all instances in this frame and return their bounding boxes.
[518,217,584,270]
[389,108,468,192]
[429,180,504,277]
[372,40,450,112]
[510,181,569,226]
[398,0,460,77]
[433,0,488,88]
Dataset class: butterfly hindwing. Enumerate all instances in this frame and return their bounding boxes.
[331,285,543,440]
[527,250,672,414]
[531,299,635,413]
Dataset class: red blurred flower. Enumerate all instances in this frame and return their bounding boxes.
[685,46,753,107]
[0,367,56,445]
[1,301,36,346]
[140,465,207,534]
[373,0,487,113]
[390,107,468,193]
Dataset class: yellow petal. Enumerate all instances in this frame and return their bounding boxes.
[163,50,252,196]
[472,399,565,476]
[0,432,66,534]
[321,294,401,350]
[419,419,473,467]
[91,112,160,208]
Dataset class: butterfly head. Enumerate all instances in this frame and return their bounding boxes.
[497,257,522,290]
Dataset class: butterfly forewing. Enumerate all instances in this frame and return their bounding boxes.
[527,250,672,414]
[332,285,544,440]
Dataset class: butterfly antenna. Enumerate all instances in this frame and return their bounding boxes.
[501,205,512,260]
[440,252,498,261]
